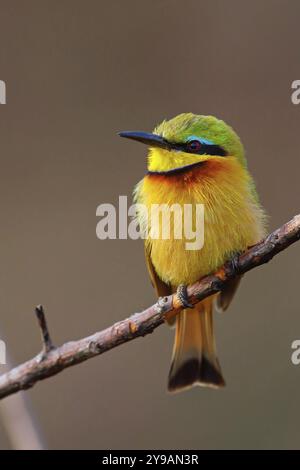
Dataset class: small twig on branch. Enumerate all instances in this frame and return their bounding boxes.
[0,214,299,401]
[35,305,54,356]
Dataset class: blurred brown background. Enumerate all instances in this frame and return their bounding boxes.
[0,0,299,450]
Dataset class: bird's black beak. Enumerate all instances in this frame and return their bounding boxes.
[118,131,171,150]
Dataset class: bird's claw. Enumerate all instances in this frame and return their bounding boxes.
[176,284,193,309]
[228,252,241,275]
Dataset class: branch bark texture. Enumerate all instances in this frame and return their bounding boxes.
[0,214,299,401]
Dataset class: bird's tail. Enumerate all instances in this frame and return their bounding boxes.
[168,298,225,392]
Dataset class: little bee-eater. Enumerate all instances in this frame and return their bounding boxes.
[120,113,266,393]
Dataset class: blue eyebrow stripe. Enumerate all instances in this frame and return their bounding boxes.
[186,135,215,146]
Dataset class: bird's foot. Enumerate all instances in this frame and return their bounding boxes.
[228,252,242,276]
[176,284,193,309]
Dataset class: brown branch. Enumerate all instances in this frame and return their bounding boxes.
[0,214,299,401]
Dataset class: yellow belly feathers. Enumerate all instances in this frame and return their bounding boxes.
[135,156,266,286]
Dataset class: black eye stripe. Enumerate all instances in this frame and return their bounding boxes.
[168,141,227,157]
[193,143,227,157]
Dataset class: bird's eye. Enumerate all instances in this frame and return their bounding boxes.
[187,140,202,153]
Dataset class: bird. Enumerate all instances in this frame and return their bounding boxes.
[119,113,266,393]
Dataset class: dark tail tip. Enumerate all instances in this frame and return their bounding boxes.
[168,357,226,393]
